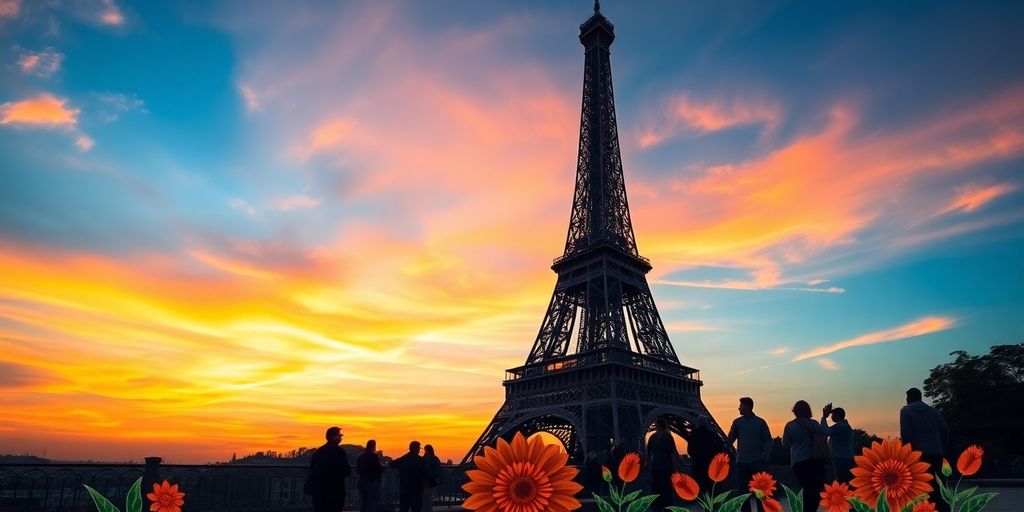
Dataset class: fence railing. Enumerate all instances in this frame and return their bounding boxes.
[0,460,469,512]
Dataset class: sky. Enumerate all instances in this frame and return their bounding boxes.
[0,0,1021,464]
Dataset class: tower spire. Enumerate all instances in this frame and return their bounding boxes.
[594,0,600,14]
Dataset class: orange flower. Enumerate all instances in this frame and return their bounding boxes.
[748,471,776,498]
[850,439,933,511]
[762,497,783,512]
[146,481,185,512]
[462,432,582,512]
[618,452,641,483]
[671,472,699,501]
[601,465,612,483]
[708,452,730,483]
[820,481,853,512]
[957,445,983,476]
[911,501,938,512]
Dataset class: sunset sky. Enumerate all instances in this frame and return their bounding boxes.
[1,0,1022,464]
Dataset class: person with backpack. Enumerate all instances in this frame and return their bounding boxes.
[783,401,829,512]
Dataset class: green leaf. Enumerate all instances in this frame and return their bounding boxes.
[610,483,622,505]
[665,507,690,512]
[698,491,714,512]
[83,485,121,512]
[960,493,998,512]
[876,487,891,512]
[849,497,875,512]
[936,472,954,504]
[782,484,803,512]
[626,494,660,512]
[717,493,754,512]
[622,490,642,503]
[712,490,734,505]
[125,477,142,512]
[955,486,979,503]
[592,493,616,512]
[898,494,928,512]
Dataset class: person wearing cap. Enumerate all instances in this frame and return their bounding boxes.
[308,426,351,512]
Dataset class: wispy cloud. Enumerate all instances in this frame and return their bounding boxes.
[771,347,789,356]
[99,0,124,26]
[229,198,256,216]
[639,93,782,148]
[95,92,146,122]
[656,279,845,294]
[940,183,1016,215]
[239,85,261,113]
[17,47,64,77]
[792,316,957,361]
[269,195,321,211]
[816,358,840,371]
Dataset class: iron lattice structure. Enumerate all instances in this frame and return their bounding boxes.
[462,4,728,465]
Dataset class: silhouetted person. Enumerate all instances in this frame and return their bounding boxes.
[392,440,425,512]
[308,426,351,512]
[357,439,383,512]
[783,401,828,512]
[687,415,718,492]
[727,397,772,512]
[421,444,441,512]
[820,404,854,483]
[647,418,680,511]
[901,387,950,511]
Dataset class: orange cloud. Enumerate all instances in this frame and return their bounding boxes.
[793,316,957,361]
[299,117,356,159]
[639,93,782,147]
[1,93,79,126]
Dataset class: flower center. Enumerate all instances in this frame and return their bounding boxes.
[874,460,912,496]
[511,477,537,501]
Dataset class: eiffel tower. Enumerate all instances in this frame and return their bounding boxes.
[462,2,727,464]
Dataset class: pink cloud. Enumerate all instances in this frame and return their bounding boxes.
[941,183,1016,215]
[99,0,124,25]
[639,93,782,148]
[0,0,19,18]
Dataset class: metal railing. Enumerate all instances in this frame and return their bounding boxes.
[0,461,468,512]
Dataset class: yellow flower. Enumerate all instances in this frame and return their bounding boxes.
[462,432,582,512]
[850,439,933,511]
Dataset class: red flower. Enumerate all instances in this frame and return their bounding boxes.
[748,471,776,498]
[911,501,938,512]
[957,445,983,476]
[762,497,783,512]
[820,481,853,512]
[618,452,640,483]
[146,481,185,512]
[671,472,699,501]
[708,453,730,483]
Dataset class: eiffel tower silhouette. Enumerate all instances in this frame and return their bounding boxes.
[462,2,728,464]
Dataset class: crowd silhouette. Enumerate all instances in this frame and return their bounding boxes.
[304,387,950,512]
